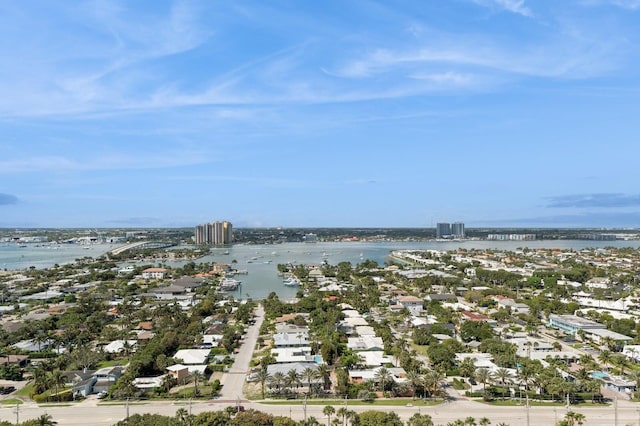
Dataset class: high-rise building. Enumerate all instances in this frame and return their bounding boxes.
[194,220,233,245]
[436,223,451,239]
[451,222,465,239]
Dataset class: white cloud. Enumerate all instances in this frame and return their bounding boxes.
[0,152,209,174]
[582,0,640,9]
[472,0,533,17]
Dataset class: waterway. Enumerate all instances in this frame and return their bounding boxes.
[3,240,640,300]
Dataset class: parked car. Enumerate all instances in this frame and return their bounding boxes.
[0,386,15,394]
[235,405,245,412]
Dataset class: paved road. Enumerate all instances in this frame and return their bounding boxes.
[218,303,264,401]
[2,397,640,425]
[3,308,638,425]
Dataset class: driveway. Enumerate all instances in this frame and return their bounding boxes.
[218,304,264,401]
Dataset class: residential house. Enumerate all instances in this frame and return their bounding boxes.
[396,296,424,316]
[173,349,211,366]
[271,347,313,363]
[348,366,406,385]
[142,268,168,279]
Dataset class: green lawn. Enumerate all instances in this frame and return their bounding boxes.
[477,399,610,407]
[96,359,128,368]
[14,383,34,397]
[410,342,429,356]
[261,398,441,407]
[0,399,23,405]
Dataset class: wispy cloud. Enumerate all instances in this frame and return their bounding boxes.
[546,193,640,208]
[0,152,210,174]
[0,193,18,205]
[477,212,640,227]
[331,30,622,81]
[471,0,533,17]
[107,217,160,225]
[582,0,640,10]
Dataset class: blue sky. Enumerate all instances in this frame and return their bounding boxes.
[2,0,640,228]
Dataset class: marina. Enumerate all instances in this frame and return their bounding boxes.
[5,239,640,300]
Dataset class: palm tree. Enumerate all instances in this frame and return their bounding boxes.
[598,349,611,370]
[269,371,285,396]
[475,368,491,399]
[301,367,317,395]
[316,364,332,392]
[336,407,349,426]
[407,413,434,426]
[612,354,628,375]
[463,417,477,426]
[35,414,57,426]
[629,370,640,400]
[175,407,192,425]
[491,368,512,400]
[191,370,204,396]
[256,368,271,399]
[584,378,601,403]
[32,367,49,394]
[423,370,445,400]
[285,369,301,395]
[564,410,586,426]
[459,358,476,379]
[50,370,66,401]
[479,417,491,426]
[374,367,393,394]
[161,374,177,394]
[323,405,335,426]
[405,370,423,400]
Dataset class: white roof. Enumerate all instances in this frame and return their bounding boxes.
[167,364,188,372]
[133,375,165,389]
[341,317,369,327]
[273,333,309,347]
[271,347,312,363]
[349,366,406,381]
[103,340,137,354]
[173,349,211,365]
[355,326,376,336]
[357,351,393,367]
[347,336,384,351]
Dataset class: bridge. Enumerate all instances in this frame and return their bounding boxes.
[109,241,176,256]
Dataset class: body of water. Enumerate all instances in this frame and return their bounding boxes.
[3,240,640,300]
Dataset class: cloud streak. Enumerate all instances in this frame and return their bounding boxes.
[546,193,640,208]
[0,193,18,205]
[472,0,533,17]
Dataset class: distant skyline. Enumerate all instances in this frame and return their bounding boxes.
[2,1,640,228]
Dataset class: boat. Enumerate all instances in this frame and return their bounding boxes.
[219,278,241,291]
[283,278,300,287]
[223,250,230,255]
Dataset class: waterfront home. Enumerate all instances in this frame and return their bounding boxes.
[142,268,167,280]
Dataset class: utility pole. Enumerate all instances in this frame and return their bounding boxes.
[126,397,130,422]
[303,394,307,422]
[615,396,618,426]
[14,403,19,425]
[526,393,530,426]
